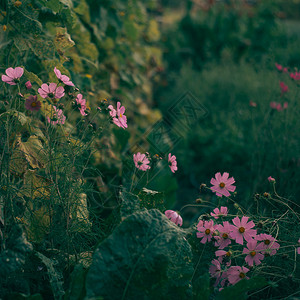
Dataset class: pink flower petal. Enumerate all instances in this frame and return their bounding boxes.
[14,67,24,78]
[49,83,57,92]
[5,67,15,78]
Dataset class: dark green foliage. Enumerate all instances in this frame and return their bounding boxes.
[216,277,268,300]
[86,209,194,300]
[65,264,87,300]
[35,252,65,300]
[0,225,33,297]
[120,190,141,219]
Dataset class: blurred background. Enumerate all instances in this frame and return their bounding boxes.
[2,0,300,223]
[150,0,300,223]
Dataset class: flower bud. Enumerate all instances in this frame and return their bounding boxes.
[25,81,32,90]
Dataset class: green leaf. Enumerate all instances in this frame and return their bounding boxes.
[120,190,141,219]
[62,7,77,29]
[3,293,43,300]
[123,20,139,41]
[13,36,30,51]
[65,264,87,300]
[0,225,32,278]
[45,0,63,13]
[216,277,268,300]
[29,38,55,59]
[193,273,211,300]
[86,209,193,300]
[35,252,65,300]
[36,0,63,13]
[24,69,43,87]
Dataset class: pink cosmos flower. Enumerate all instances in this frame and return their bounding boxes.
[196,220,215,244]
[297,239,300,255]
[38,83,65,99]
[25,95,41,112]
[290,72,300,80]
[210,172,236,197]
[270,101,288,112]
[256,234,280,256]
[226,266,249,285]
[215,221,232,249]
[54,67,74,86]
[2,67,24,85]
[133,152,150,171]
[243,239,265,266]
[168,153,177,173]
[209,259,223,286]
[108,101,127,129]
[230,216,257,245]
[268,176,275,183]
[196,220,204,229]
[275,63,283,72]
[75,94,87,116]
[47,105,66,125]
[25,81,32,90]
[215,249,232,260]
[279,81,288,94]
[211,206,228,219]
[165,210,182,226]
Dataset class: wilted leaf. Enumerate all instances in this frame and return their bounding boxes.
[146,19,160,42]
[19,170,51,200]
[54,27,75,52]
[13,35,30,51]
[29,38,55,58]
[10,134,47,172]
[138,188,165,211]
[70,193,91,232]
[0,110,28,128]
[86,209,193,300]
[26,206,50,243]
[24,69,43,87]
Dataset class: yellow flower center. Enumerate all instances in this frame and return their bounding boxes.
[264,239,270,245]
[250,251,256,257]
[222,233,228,239]
[226,251,231,257]
[31,102,37,107]
[219,182,225,188]
[120,113,122,118]
[239,272,246,279]
[205,229,210,235]
[239,227,245,233]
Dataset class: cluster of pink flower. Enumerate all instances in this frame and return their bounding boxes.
[163,173,300,291]
[1,66,92,125]
[133,152,177,173]
[270,101,288,112]
[194,172,282,289]
[197,206,280,289]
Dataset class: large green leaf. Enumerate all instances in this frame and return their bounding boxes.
[120,190,140,220]
[216,277,268,300]
[86,209,193,300]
